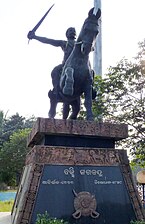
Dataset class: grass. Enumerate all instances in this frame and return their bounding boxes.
[0,200,14,212]
[0,189,17,192]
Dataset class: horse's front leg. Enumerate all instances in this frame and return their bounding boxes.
[69,98,80,120]
[48,90,57,118]
[63,103,70,119]
[84,85,94,121]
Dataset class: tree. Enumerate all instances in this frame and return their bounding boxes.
[2,113,25,142]
[0,128,31,185]
[1,113,35,142]
[0,110,9,147]
[93,39,145,167]
[0,112,36,185]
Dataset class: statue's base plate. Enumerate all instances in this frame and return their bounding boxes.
[12,146,144,224]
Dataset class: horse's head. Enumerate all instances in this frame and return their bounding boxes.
[78,8,101,55]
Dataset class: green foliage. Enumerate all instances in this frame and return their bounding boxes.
[2,113,25,142]
[92,39,145,167]
[0,110,7,147]
[0,112,35,144]
[0,111,36,185]
[0,128,31,185]
[36,211,69,224]
[0,182,7,191]
[130,221,145,224]
[0,111,4,134]
[0,200,14,212]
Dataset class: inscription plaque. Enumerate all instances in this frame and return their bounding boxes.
[31,165,136,224]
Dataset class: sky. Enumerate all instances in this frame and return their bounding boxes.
[1,0,145,119]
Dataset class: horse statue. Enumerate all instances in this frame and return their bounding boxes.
[48,7,101,120]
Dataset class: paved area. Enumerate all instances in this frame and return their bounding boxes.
[0,212,11,224]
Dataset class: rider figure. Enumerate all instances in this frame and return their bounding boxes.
[27,27,76,98]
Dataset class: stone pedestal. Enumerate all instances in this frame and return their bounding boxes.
[11,118,145,224]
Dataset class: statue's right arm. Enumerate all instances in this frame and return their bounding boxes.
[27,31,65,47]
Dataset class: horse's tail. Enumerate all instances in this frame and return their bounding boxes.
[62,67,74,96]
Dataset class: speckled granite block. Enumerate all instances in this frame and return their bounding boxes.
[27,118,128,147]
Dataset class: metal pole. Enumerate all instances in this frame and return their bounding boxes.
[93,0,102,76]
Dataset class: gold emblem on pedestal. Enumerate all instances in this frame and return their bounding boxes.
[72,190,99,219]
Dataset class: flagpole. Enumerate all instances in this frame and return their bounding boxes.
[93,0,102,76]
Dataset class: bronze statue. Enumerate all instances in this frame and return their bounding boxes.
[27,7,101,120]
[27,27,76,97]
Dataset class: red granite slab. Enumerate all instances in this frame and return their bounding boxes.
[27,118,128,147]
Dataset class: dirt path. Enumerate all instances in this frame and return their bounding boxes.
[0,212,11,224]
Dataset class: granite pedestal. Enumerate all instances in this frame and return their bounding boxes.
[11,118,145,224]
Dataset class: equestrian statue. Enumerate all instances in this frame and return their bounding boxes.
[27,7,101,120]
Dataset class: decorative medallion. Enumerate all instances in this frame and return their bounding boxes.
[72,190,100,219]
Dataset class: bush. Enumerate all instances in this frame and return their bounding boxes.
[36,211,69,224]
[0,182,7,191]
